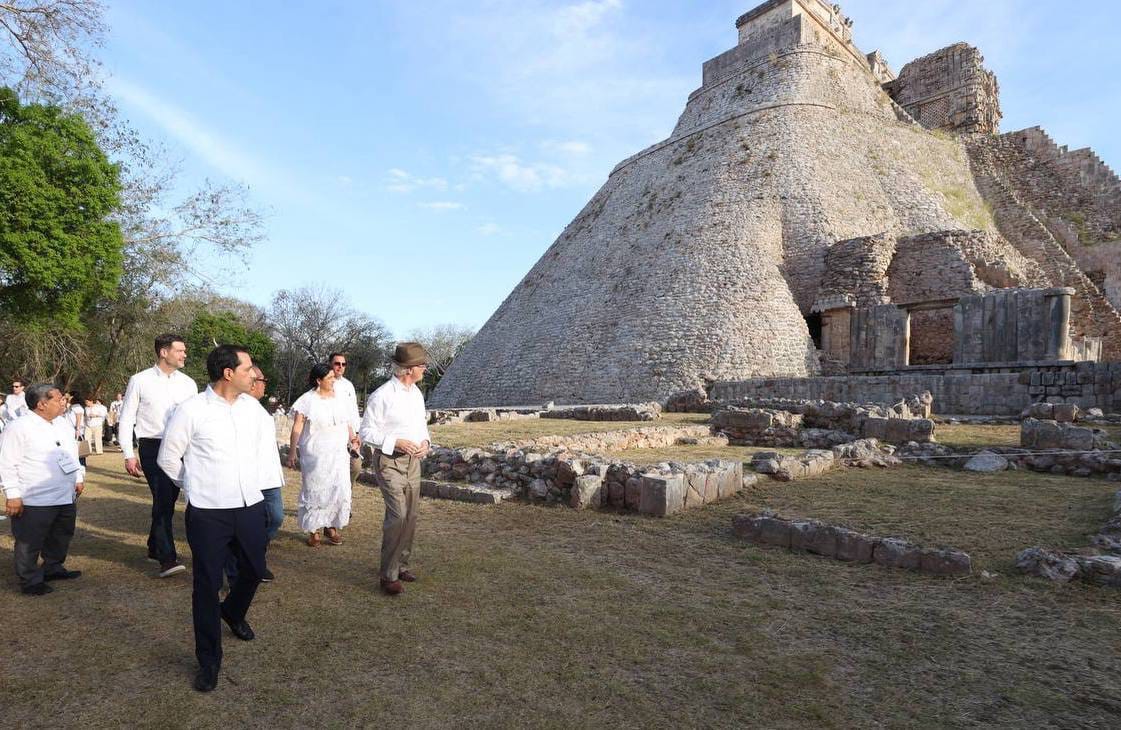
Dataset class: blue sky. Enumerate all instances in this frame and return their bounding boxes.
[99,1,1120,338]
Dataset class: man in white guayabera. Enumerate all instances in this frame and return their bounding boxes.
[118,333,199,578]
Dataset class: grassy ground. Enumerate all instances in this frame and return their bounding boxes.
[937,423,1121,450]
[3,449,1121,728]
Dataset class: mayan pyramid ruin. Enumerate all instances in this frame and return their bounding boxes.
[430,0,1121,408]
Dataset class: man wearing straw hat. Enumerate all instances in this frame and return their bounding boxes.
[359,342,430,596]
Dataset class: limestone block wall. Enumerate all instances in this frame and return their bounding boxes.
[953,288,1077,364]
[712,362,1121,416]
[884,43,1001,134]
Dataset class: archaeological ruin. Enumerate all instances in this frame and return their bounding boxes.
[430,0,1121,416]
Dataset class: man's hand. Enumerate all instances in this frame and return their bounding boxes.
[125,457,143,477]
[285,454,298,469]
[75,482,84,497]
[416,440,430,459]
[5,498,23,517]
[394,439,420,456]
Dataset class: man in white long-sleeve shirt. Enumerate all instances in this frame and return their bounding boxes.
[359,342,431,596]
[0,384,85,595]
[119,333,199,577]
[2,378,28,429]
[158,344,283,692]
[328,352,363,486]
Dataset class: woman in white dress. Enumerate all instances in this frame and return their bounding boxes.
[285,363,356,547]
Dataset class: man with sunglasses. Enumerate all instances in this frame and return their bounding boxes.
[328,353,362,487]
[2,379,28,428]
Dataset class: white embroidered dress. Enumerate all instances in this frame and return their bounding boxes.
[291,390,352,532]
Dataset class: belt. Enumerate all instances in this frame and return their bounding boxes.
[137,437,162,444]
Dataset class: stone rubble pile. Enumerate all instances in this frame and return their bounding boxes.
[428,407,542,425]
[712,394,936,446]
[1020,418,1115,451]
[663,388,715,413]
[1017,490,1121,587]
[732,511,972,576]
[748,439,901,481]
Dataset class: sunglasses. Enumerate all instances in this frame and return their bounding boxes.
[331,361,347,367]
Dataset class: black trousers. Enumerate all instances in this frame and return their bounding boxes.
[10,503,77,588]
[138,438,179,563]
[185,501,266,669]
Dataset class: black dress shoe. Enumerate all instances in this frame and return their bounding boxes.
[220,606,255,641]
[44,569,82,581]
[260,567,275,582]
[21,582,53,596]
[194,664,219,692]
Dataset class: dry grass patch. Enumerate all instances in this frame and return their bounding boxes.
[937,422,1121,450]
[3,453,1121,727]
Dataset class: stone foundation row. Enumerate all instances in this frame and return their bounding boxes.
[1016,490,1121,587]
[732,512,972,576]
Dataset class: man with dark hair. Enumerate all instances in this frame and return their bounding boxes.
[119,333,199,577]
[328,352,362,487]
[158,345,283,692]
[0,383,84,595]
[2,378,28,428]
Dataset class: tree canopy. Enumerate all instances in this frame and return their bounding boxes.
[0,85,122,328]
[183,310,276,394]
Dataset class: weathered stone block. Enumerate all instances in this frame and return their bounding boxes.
[1014,547,1080,582]
[757,516,792,548]
[884,418,912,444]
[802,522,838,557]
[862,416,888,440]
[873,538,922,570]
[731,514,765,542]
[638,474,684,517]
[624,477,642,510]
[907,419,936,442]
[570,474,604,509]
[919,548,972,576]
[607,480,625,508]
[833,527,876,563]
[1063,426,1095,451]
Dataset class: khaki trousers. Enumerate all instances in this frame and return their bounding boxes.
[374,452,420,582]
[84,424,104,454]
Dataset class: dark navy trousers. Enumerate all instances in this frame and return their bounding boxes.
[185,500,266,669]
[138,438,179,563]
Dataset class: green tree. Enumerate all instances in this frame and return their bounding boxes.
[0,86,123,328]
[183,310,276,398]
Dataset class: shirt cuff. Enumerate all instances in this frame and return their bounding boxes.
[5,487,21,500]
[381,437,397,456]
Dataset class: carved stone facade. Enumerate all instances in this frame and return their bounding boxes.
[883,43,1001,134]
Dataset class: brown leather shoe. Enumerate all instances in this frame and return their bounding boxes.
[325,528,343,546]
[398,570,417,582]
[379,579,404,595]
[306,532,321,547]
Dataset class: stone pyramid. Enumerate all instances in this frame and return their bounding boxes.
[430,0,1119,408]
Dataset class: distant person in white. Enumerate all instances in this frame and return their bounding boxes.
[2,378,28,428]
[118,333,199,577]
[360,342,431,596]
[157,344,282,693]
[327,352,362,486]
[0,383,85,596]
[84,397,108,455]
[64,391,84,442]
[107,392,124,446]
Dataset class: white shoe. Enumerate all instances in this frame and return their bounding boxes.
[158,563,187,578]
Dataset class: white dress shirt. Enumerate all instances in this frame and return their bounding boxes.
[0,413,84,505]
[108,399,123,425]
[258,408,285,493]
[157,386,283,509]
[333,375,361,432]
[118,365,199,459]
[3,393,28,424]
[359,377,431,456]
[86,403,108,428]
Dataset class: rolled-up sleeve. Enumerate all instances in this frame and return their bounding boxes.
[156,406,190,487]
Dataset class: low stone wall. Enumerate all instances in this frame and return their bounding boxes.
[732,511,973,576]
[488,424,717,454]
[712,398,935,446]
[414,445,746,517]
[428,407,543,425]
[749,439,900,481]
[1020,418,1115,451]
[1016,489,1121,587]
[712,361,1121,416]
[540,403,662,422]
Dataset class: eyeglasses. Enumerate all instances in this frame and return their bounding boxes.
[331,361,347,367]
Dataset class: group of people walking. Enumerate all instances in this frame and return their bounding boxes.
[0,334,432,693]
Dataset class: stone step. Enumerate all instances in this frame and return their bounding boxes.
[420,480,515,505]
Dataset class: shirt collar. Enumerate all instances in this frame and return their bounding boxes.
[390,377,416,394]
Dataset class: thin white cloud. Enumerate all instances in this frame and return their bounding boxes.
[469,153,581,193]
[418,201,466,211]
[337,175,353,186]
[385,168,450,194]
[107,76,300,199]
[542,139,591,155]
[477,222,503,236]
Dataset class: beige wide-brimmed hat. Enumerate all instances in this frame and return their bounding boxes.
[392,342,429,368]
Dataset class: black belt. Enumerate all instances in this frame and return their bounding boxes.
[137,437,162,444]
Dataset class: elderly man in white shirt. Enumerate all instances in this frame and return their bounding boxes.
[158,344,282,693]
[0,384,85,596]
[360,342,431,596]
[328,352,363,486]
[119,333,199,577]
